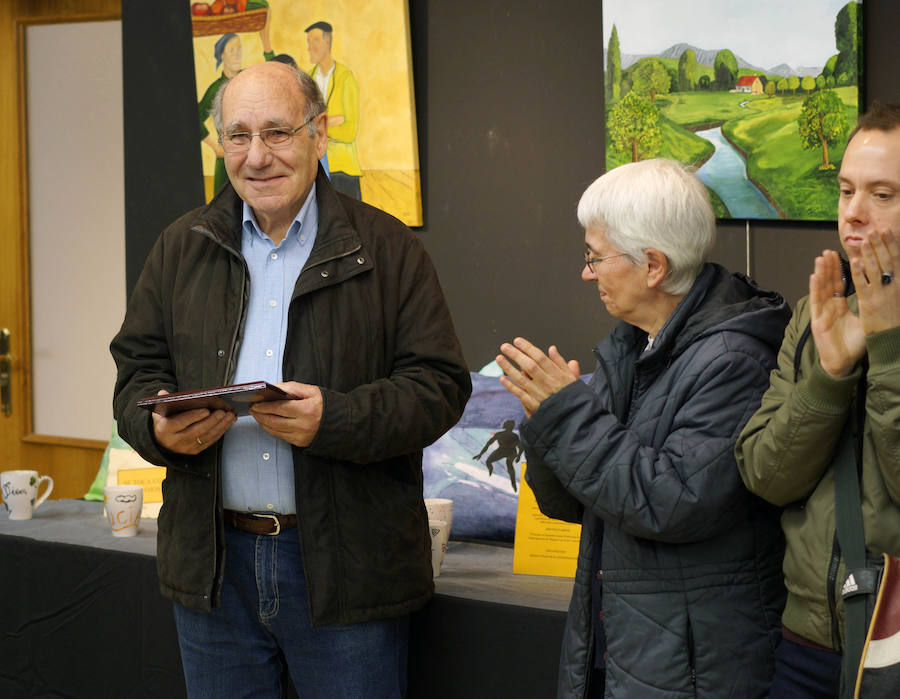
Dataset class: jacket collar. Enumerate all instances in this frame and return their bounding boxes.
[307,165,362,266]
[190,165,362,261]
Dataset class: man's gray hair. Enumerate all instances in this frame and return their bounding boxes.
[211,64,326,139]
[577,158,716,295]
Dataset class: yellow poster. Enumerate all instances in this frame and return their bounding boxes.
[513,463,581,578]
[116,467,165,504]
[107,449,166,518]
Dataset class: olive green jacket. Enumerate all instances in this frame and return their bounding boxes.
[736,294,900,649]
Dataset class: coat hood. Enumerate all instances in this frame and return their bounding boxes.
[596,263,790,372]
[669,263,790,357]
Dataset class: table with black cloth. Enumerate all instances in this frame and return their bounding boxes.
[0,500,571,698]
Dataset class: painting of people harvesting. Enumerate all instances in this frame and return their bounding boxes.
[603,0,862,221]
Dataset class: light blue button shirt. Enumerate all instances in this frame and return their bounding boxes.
[221,185,318,514]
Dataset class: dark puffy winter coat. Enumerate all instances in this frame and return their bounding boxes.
[523,264,789,698]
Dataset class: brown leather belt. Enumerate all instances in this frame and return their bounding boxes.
[224,510,297,536]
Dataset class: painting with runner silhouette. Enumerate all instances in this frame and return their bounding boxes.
[602,0,863,221]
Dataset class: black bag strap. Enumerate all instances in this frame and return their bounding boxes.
[833,369,869,699]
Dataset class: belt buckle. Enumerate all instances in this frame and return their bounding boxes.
[250,512,281,536]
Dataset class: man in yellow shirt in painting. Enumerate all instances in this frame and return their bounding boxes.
[305,20,362,200]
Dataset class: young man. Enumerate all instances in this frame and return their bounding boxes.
[737,102,900,698]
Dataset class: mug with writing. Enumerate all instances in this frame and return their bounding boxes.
[1,470,54,520]
[103,484,143,537]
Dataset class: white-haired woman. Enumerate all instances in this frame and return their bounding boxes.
[499,159,789,698]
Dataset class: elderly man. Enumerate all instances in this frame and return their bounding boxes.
[737,102,900,698]
[110,61,470,697]
[305,20,362,199]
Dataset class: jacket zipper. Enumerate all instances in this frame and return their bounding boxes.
[191,224,248,607]
[687,617,697,689]
[596,356,617,416]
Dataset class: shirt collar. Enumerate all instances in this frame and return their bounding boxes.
[241,182,317,248]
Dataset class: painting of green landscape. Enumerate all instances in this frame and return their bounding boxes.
[603,0,863,221]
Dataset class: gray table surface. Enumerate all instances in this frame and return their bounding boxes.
[0,499,573,612]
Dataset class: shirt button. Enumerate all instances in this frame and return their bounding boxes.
[262,452,270,460]
[265,349,274,357]
[300,235,306,242]
[270,252,278,260]
[269,299,277,307]
[266,503,274,510]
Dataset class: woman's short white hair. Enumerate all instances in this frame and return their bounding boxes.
[577,158,716,295]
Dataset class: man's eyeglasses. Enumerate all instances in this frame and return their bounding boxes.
[583,251,627,274]
[219,113,320,153]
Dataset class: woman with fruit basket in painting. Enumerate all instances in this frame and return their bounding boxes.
[194,0,272,195]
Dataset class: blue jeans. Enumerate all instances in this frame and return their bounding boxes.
[172,526,409,699]
[768,636,841,698]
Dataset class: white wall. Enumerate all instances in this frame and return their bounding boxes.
[27,20,125,441]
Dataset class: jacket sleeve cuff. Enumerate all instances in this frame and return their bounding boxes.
[866,325,900,370]
[798,357,860,414]
[520,381,591,452]
[304,386,348,456]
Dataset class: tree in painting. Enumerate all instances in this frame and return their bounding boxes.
[713,49,737,89]
[678,48,697,91]
[798,89,849,170]
[834,1,862,86]
[631,58,670,104]
[609,92,661,163]
[801,75,816,95]
[607,24,622,100]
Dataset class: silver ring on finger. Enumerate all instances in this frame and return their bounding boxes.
[881,271,894,285]
[196,437,204,446]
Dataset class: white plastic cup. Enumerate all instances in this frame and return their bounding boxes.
[424,498,453,536]
[429,519,450,577]
[103,485,143,537]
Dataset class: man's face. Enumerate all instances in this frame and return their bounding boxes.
[221,63,327,233]
[838,127,900,260]
[307,29,330,65]
[221,36,242,76]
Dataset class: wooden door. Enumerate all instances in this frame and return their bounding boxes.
[0,0,122,499]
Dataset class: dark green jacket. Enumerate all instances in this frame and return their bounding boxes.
[524,264,789,698]
[736,294,900,649]
[110,169,471,625]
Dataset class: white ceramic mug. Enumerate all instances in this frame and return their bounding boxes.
[103,485,143,537]
[1,470,54,520]
[424,498,453,536]
[429,519,450,578]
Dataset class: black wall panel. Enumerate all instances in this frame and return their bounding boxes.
[123,0,899,369]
